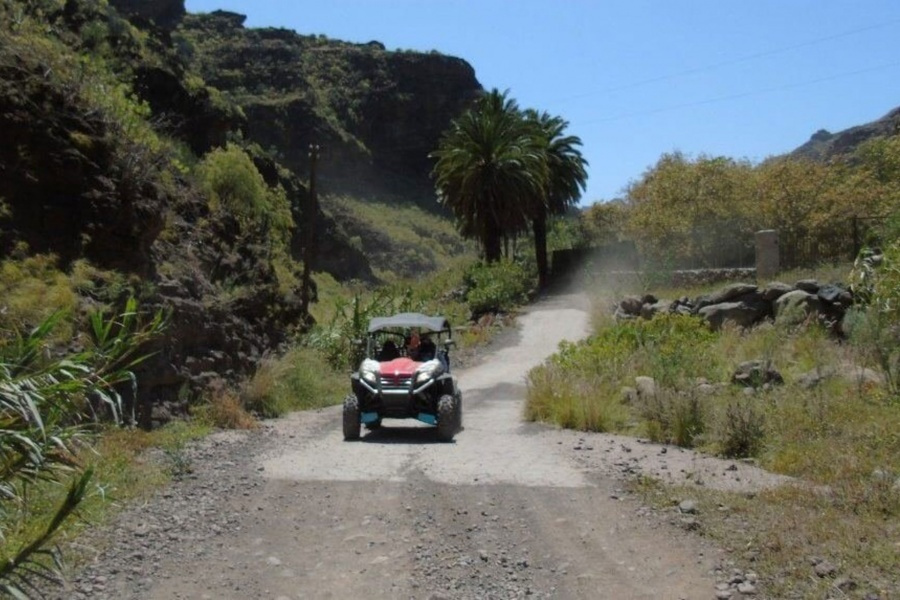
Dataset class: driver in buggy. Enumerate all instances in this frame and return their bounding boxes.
[403,329,437,362]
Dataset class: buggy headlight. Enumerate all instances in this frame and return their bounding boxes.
[415,359,443,383]
[360,359,379,384]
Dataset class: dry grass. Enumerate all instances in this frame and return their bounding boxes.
[240,347,346,418]
[3,420,210,573]
[530,267,900,597]
[524,366,629,431]
[195,384,258,430]
[634,478,899,599]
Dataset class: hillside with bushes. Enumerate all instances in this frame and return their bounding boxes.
[0,0,480,427]
[174,9,482,203]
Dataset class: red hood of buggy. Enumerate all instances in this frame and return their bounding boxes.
[378,357,420,376]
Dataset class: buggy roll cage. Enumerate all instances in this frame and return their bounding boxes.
[363,313,454,363]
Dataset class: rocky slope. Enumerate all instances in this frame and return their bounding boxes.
[0,0,477,426]
[791,105,900,161]
[175,9,483,203]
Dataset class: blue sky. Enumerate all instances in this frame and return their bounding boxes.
[184,1,900,205]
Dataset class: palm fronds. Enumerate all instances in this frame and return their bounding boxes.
[0,301,165,596]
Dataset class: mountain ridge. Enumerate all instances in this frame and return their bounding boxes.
[791,105,900,161]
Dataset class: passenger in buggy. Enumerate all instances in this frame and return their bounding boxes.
[417,334,437,362]
[377,339,399,361]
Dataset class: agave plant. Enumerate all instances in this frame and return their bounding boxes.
[0,299,166,597]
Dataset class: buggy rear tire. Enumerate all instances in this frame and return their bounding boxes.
[343,395,361,441]
[436,394,458,442]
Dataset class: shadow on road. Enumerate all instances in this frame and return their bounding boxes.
[356,424,459,445]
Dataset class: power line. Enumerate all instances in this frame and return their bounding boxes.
[583,61,900,125]
[552,17,900,104]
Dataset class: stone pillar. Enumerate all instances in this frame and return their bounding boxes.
[755,230,779,280]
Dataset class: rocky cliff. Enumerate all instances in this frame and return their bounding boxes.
[175,10,483,203]
[792,106,900,161]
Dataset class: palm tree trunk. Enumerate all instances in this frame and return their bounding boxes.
[484,219,503,262]
[532,208,549,289]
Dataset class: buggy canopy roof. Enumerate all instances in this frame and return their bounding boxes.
[367,313,451,334]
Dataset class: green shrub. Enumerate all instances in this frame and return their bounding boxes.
[195,143,294,248]
[849,239,900,397]
[0,254,78,344]
[717,394,766,458]
[0,300,165,596]
[528,313,723,443]
[671,391,706,447]
[463,259,534,317]
[240,347,346,418]
[525,362,629,432]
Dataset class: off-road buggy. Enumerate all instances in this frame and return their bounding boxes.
[343,312,462,442]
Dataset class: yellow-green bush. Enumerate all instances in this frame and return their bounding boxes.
[618,144,900,269]
[527,314,721,437]
[240,347,346,418]
[195,143,294,246]
[463,259,535,317]
[0,254,77,343]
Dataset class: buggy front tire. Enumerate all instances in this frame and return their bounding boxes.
[436,394,458,442]
[342,395,361,441]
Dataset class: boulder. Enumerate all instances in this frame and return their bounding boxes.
[796,367,833,389]
[619,295,643,316]
[761,281,793,301]
[634,376,657,400]
[621,386,638,405]
[698,301,768,330]
[672,302,694,316]
[640,293,658,305]
[640,300,671,320]
[614,307,636,321]
[732,360,784,388]
[774,290,823,324]
[837,364,884,388]
[707,283,759,304]
[818,283,853,307]
[794,279,821,294]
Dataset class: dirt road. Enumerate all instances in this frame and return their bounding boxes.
[60,293,785,599]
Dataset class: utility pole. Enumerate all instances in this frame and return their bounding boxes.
[300,143,319,321]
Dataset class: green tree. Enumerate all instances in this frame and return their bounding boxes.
[625,152,755,267]
[431,89,546,262]
[526,111,588,288]
[582,198,630,245]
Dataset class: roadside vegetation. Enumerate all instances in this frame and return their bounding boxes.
[525,242,900,596]
[0,301,168,596]
[519,116,900,598]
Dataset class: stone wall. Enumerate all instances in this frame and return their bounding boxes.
[616,279,854,335]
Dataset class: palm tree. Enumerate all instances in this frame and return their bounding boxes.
[431,89,546,262]
[527,111,588,289]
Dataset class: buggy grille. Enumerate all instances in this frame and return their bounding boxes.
[380,374,413,392]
